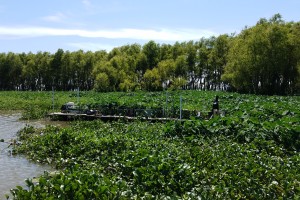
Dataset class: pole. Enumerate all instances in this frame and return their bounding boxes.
[52,86,54,112]
[180,95,182,120]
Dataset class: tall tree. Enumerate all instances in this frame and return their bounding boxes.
[157,59,176,88]
[209,34,230,90]
[142,40,160,69]
[175,55,188,80]
[222,14,300,95]
[160,44,173,60]
[185,41,197,89]
[1,53,23,90]
[49,49,64,90]
[196,37,216,90]
[60,51,74,90]
[142,68,162,91]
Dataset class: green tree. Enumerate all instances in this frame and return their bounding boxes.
[209,35,230,90]
[291,22,300,93]
[93,60,118,91]
[94,72,109,92]
[172,41,184,60]
[136,52,148,82]
[196,38,210,90]
[49,49,64,90]
[157,59,175,88]
[142,68,162,91]
[175,55,187,78]
[222,14,300,95]
[142,40,160,69]
[36,52,51,90]
[119,78,137,92]
[0,53,23,90]
[21,53,33,90]
[60,51,74,90]
[160,44,173,60]
[83,51,95,90]
[185,41,197,89]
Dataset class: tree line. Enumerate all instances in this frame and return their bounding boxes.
[1,14,299,95]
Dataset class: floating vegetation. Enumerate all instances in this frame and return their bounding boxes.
[2,90,300,199]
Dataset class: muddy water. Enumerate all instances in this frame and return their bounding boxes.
[0,114,53,198]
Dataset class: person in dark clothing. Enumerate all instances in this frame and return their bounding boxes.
[211,96,219,117]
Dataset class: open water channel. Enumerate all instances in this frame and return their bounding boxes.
[0,113,56,199]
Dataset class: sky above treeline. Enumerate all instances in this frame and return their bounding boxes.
[0,0,299,53]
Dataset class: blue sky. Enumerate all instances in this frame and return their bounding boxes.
[0,0,299,53]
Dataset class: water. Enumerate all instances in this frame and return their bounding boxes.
[0,114,52,199]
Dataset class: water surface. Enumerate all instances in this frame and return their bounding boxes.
[0,114,51,198]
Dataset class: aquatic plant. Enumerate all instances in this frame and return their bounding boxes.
[3,90,300,199]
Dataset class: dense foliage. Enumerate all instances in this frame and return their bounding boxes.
[0,90,299,120]
[222,14,300,95]
[1,14,300,95]
[6,91,300,199]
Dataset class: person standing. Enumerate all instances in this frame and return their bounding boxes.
[212,95,219,117]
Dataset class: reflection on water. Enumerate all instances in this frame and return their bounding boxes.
[0,114,52,198]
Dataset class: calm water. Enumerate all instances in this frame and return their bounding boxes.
[0,114,52,199]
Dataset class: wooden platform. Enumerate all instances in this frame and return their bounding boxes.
[48,112,179,122]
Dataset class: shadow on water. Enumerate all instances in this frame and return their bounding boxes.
[0,113,60,199]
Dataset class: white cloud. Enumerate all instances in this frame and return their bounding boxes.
[42,12,67,22]
[0,26,218,41]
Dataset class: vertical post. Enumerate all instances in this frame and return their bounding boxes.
[180,95,182,120]
[52,86,54,112]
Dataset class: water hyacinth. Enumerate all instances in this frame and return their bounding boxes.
[0,90,299,199]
